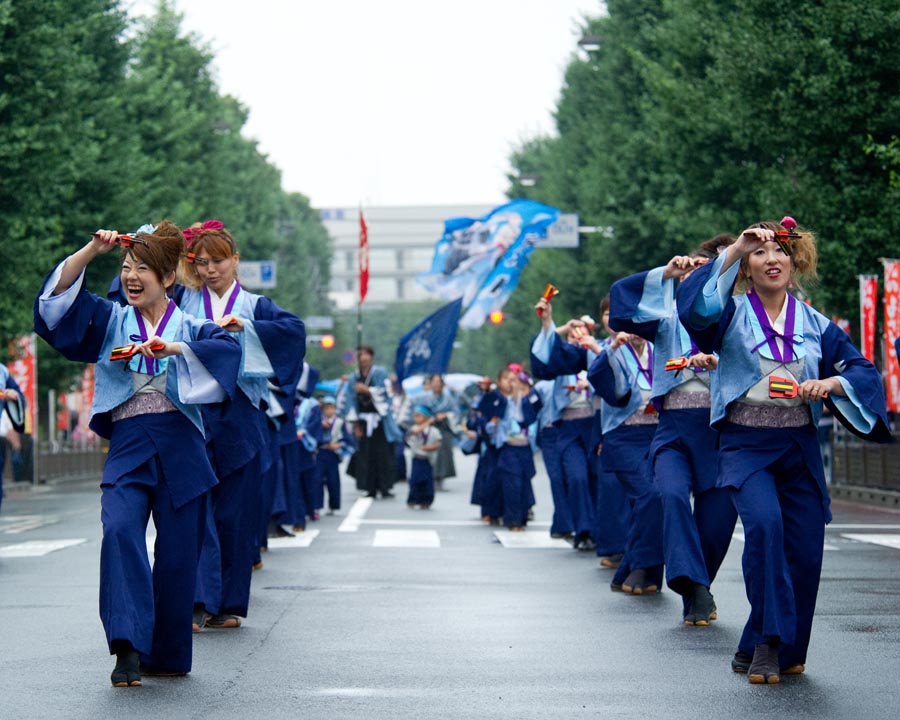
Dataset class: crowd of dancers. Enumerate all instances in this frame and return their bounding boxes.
[461,219,892,685]
[25,215,893,689]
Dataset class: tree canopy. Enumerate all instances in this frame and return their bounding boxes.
[0,0,331,390]
[506,0,900,351]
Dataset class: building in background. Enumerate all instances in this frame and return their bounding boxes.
[320,205,495,309]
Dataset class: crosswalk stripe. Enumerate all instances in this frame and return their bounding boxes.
[841,533,900,550]
[372,529,440,547]
[0,515,60,534]
[266,529,320,548]
[338,497,373,532]
[732,531,839,551]
[0,539,87,557]
[493,531,573,549]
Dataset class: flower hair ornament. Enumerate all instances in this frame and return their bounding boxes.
[774,215,801,256]
[182,219,225,247]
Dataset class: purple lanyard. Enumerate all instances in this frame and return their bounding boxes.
[202,281,241,321]
[625,342,653,387]
[131,300,176,374]
[747,289,796,363]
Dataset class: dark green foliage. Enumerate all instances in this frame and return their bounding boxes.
[0,1,331,392]
[509,0,900,350]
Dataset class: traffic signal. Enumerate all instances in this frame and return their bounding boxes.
[320,334,335,349]
[489,310,504,325]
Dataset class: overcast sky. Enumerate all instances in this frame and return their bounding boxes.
[128,0,602,209]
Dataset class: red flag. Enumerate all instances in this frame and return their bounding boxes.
[884,260,900,412]
[859,274,878,362]
[359,210,369,305]
[7,335,36,434]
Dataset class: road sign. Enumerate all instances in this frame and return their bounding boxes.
[544,213,580,248]
[239,260,277,289]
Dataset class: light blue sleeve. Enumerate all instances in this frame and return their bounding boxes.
[176,343,228,403]
[240,319,275,377]
[633,267,673,322]
[693,252,740,322]
[831,377,878,434]
[37,261,85,330]
[530,322,558,364]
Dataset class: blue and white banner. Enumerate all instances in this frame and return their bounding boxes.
[394,298,463,383]
[417,200,561,319]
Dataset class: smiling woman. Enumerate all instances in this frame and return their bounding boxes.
[676,217,891,686]
[33,222,242,687]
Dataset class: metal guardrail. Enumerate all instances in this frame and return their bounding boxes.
[831,424,900,491]
[2,437,107,486]
[4,427,899,503]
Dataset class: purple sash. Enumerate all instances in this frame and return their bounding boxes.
[747,289,797,363]
[625,342,653,388]
[130,299,176,375]
[202,281,241,321]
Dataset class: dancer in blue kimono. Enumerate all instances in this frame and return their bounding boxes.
[462,377,501,522]
[533,379,574,540]
[422,375,458,491]
[677,218,891,684]
[34,223,241,687]
[405,405,442,508]
[337,346,401,498]
[294,378,323,526]
[608,235,737,625]
[479,367,542,530]
[316,396,349,515]
[179,220,305,631]
[257,365,311,558]
[530,316,597,551]
[531,299,647,588]
[0,363,26,513]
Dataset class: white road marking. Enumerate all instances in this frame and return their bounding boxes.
[338,497,374,532]
[0,515,60,534]
[841,533,900,550]
[829,524,900,530]
[266,529,320,548]
[0,539,87,557]
[732,531,838,551]
[493,531,573,549]
[362,519,493,527]
[372,529,440,547]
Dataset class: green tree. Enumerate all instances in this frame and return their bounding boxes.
[0,0,130,356]
[509,0,900,339]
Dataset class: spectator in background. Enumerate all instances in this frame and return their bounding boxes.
[423,374,458,492]
[1,372,27,510]
[338,346,401,499]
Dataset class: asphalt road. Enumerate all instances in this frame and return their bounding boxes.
[1,454,899,719]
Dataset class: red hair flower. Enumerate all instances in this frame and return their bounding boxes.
[780,216,797,230]
[182,219,225,247]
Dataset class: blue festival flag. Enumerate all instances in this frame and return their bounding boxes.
[456,201,560,329]
[394,298,464,383]
[417,200,561,310]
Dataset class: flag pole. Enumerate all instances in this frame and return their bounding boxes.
[358,205,369,377]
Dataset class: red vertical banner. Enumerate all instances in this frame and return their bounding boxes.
[79,364,96,443]
[7,335,36,435]
[859,274,878,362]
[358,209,369,305]
[883,260,900,413]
